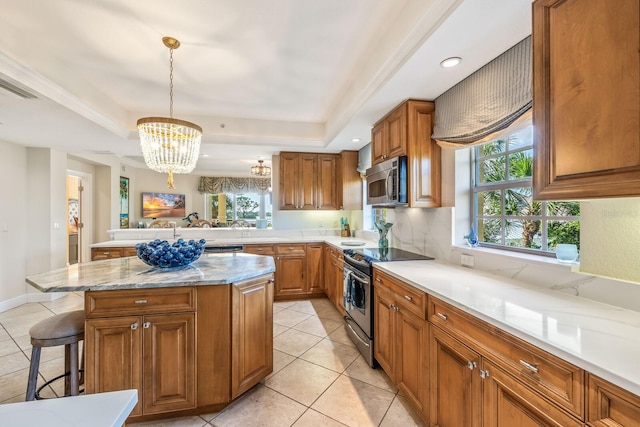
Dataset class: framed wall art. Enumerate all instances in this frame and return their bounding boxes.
[142,192,186,218]
[120,176,129,228]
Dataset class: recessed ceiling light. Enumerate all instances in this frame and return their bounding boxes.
[202,154,209,158]
[440,57,462,68]
[351,138,361,143]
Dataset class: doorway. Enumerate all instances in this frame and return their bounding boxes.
[66,171,92,264]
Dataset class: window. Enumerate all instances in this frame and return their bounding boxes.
[203,192,272,227]
[472,125,580,253]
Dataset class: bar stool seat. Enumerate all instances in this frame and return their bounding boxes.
[26,310,85,401]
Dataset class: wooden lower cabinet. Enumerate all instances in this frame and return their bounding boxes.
[373,273,428,418]
[85,277,274,421]
[306,243,323,294]
[91,246,137,260]
[429,326,482,427]
[85,312,195,416]
[231,275,273,398]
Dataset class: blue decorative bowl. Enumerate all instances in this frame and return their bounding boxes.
[135,238,206,268]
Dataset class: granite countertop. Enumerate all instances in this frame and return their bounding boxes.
[374,260,640,397]
[26,253,276,292]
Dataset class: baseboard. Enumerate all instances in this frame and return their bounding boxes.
[0,292,68,314]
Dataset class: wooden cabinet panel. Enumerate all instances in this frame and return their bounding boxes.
[317,154,338,209]
[232,275,274,398]
[85,287,196,318]
[371,99,440,207]
[586,374,640,426]
[533,0,640,199]
[243,244,275,256]
[279,152,301,210]
[122,247,138,257]
[306,244,323,295]
[142,313,196,414]
[91,248,125,261]
[84,316,143,417]
[338,150,362,210]
[429,326,482,427]
[395,305,428,413]
[484,359,583,427]
[374,269,426,320]
[374,284,395,379]
[299,153,318,210]
[275,255,305,298]
[332,252,344,312]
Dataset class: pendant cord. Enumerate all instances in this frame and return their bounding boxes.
[169,47,174,119]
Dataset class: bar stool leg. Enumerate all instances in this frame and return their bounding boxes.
[68,342,79,396]
[26,346,42,401]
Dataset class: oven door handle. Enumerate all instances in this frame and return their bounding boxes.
[344,317,371,348]
[349,271,369,285]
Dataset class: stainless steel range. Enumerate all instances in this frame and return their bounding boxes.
[343,247,433,367]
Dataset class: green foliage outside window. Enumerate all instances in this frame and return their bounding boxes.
[473,126,580,252]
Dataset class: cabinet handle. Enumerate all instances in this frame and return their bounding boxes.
[519,360,539,374]
[269,279,275,283]
[436,312,448,321]
[404,295,413,301]
[131,322,138,330]
[467,361,477,370]
[375,278,381,282]
[256,248,263,251]
[143,322,151,329]
[480,369,490,379]
[134,299,147,304]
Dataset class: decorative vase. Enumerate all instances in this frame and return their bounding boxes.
[464,227,479,247]
[374,221,393,248]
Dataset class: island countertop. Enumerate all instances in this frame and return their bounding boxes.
[26,253,276,292]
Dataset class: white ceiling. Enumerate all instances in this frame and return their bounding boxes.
[0,0,532,176]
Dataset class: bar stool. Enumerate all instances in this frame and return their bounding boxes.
[26,310,85,400]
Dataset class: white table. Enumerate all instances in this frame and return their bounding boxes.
[0,390,138,427]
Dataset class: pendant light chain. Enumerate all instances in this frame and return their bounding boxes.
[169,46,174,119]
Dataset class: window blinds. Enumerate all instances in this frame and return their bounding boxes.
[432,36,531,146]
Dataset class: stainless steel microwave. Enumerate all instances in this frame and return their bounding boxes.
[366,156,408,206]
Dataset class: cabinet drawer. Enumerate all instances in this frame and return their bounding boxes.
[244,245,275,256]
[429,296,584,418]
[122,247,138,257]
[86,287,196,318]
[275,244,306,256]
[91,248,123,260]
[374,269,426,320]
[587,374,640,426]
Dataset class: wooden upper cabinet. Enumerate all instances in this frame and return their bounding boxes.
[533,0,640,199]
[371,99,440,207]
[279,151,360,210]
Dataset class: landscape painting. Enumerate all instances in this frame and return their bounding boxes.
[142,192,186,218]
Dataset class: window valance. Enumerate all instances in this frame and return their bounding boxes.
[432,36,531,146]
[198,177,271,194]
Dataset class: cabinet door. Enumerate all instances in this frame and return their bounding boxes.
[299,153,318,210]
[386,105,407,159]
[374,285,396,380]
[533,0,640,199]
[317,154,338,209]
[407,100,440,208]
[483,359,583,427]
[275,256,306,298]
[85,316,142,417]
[306,244,323,295]
[395,306,429,415]
[333,256,344,312]
[372,121,387,165]
[279,152,300,209]
[323,246,335,302]
[142,313,196,414]
[232,276,274,398]
[430,326,482,427]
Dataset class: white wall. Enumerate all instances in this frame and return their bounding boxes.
[0,141,28,303]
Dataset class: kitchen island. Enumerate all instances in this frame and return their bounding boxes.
[26,253,276,422]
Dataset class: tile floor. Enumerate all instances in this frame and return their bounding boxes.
[0,294,425,426]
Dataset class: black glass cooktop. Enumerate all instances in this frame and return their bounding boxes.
[345,247,434,263]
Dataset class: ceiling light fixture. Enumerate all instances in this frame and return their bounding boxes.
[440,56,462,68]
[251,159,271,177]
[137,37,202,189]
[351,138,361,143]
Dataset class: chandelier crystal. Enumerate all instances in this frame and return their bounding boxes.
[251,159,271,176]
[137,37,202,189]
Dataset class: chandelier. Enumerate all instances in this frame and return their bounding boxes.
[137,37,202,189]
[251,159,271,176]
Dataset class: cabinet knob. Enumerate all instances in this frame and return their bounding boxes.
[143,322,151,329]
[480,369,490,379]
[131,323,138,330]
[467,361,477,370]
[436,312,448,321]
